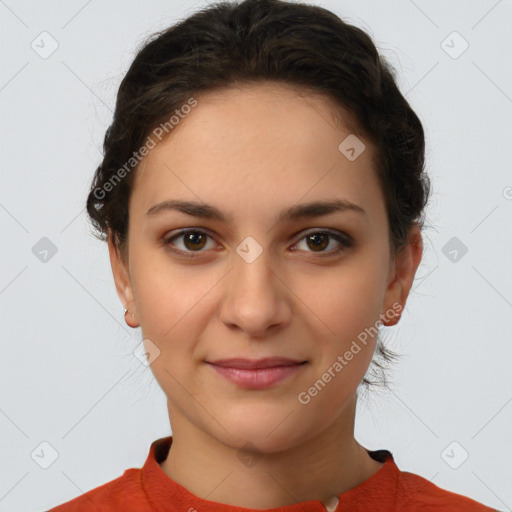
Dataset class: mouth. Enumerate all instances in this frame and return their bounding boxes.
[205,358,308,389]
[206,357,308,369]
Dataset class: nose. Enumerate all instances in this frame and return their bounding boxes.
[219,245,292,339]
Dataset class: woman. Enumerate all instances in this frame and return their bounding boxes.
[48,0,498,510]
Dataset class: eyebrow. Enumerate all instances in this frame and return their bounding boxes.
[146,198,366,223]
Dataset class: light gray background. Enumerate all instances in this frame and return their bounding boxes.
[1,0,511,510]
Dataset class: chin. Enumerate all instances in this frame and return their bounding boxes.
[211,407,320,455]
[225,428,301,455]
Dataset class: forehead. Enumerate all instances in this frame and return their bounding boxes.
[137,81,365,170]
[131,81,381,224]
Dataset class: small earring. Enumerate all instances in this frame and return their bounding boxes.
[383,310,401,326]
[124,308,134,319]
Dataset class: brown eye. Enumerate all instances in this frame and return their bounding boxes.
[293,230,352,256]
[164,229,216,257]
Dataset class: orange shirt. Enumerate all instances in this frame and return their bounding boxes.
[47,436,498,511]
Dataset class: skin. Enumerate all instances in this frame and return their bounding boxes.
[108,82,423,509]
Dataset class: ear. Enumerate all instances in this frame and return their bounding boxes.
[107,229,137,325]
[381,224,423,326]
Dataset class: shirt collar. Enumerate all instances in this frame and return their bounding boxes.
[141,436,399,511]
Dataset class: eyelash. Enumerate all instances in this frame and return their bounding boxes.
[162,228,353,259]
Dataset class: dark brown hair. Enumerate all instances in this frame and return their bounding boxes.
[85,0,431,391]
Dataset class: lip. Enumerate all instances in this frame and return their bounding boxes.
[207,357,306,369]
[206,358,308,389]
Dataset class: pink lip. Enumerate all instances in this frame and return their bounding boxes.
[206,358,307,389]
[208,357,306,369]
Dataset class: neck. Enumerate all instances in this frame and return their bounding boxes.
[159,395,384,509]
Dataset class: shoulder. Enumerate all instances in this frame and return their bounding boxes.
[396,469,498,511]
[46,468,150,511]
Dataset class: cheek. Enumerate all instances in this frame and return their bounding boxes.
[133,260,216,339]
[132,266,216,388]
[306,263,386,338]
[301,260,386,384]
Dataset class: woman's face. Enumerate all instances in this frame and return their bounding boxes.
[110,82,420,452]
